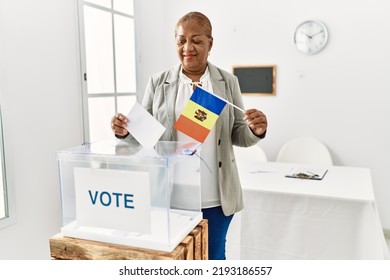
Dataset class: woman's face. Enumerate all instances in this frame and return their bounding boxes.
[175,21,213,75]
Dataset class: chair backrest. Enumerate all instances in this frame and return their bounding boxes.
[234,144,268,164]
[276,137,333,165]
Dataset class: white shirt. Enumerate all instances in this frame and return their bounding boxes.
[175,67,220,208]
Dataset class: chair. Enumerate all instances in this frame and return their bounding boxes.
[234,144,268,164]
[276,137,333,165]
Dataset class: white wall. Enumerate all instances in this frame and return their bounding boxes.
[0,0,83,259]
[135,0,390,229]
[0,0,388,259]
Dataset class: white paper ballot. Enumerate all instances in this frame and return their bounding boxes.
[126,102,166,148]
[135,147,160,158]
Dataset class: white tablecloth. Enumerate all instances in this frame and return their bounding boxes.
[226,162,389,260]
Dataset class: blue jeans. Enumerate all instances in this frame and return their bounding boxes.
[202,206,234,260]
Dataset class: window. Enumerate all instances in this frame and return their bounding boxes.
[0,104,14,229]
[78,0,137,142]
[0,108,6,221]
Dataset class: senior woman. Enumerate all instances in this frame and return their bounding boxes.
[111,11,268,260]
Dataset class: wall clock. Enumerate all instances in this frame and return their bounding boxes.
[294,20,328,55]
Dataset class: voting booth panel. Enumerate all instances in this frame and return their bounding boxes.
[56,140,202,252]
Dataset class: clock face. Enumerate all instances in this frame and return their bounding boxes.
[294,20,328,54]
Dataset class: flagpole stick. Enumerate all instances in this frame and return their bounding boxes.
[206,89,245,112]
[227,101,245,112]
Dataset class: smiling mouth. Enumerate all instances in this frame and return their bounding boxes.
[183,54,196,59]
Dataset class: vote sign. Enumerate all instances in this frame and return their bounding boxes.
[74,167,151,234]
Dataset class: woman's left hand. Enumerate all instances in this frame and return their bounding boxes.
[243,109,268,137]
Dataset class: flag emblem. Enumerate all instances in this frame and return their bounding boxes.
[194,109,207,122]
[174,86,227,143]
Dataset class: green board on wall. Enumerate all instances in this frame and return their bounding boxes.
[233,65,276,96]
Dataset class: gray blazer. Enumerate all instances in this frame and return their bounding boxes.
[127,62,262,216]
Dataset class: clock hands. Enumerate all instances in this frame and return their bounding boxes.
[299,30,324,47]
[301,32,312,39]
[301,30,324,39]
[311,30,324,37]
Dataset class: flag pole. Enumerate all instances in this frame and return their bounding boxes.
[225,100,245,112]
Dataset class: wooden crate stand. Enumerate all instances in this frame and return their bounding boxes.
[50,219,208,260]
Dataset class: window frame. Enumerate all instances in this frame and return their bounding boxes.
[0,106,16,230]
[0,15,16,229]
[77,0,137,142]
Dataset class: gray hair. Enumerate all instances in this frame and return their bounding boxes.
[174,11,213,38]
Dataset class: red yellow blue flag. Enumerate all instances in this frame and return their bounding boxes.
[174,86,227,143]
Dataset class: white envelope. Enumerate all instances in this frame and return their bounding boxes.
[126,102,166,148]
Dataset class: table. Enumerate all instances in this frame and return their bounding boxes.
[226,162,389,260]
[50,219,208,260]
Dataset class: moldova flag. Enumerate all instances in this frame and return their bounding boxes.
[174,86,227,143]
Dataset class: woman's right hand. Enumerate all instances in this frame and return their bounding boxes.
[111,113,129,137]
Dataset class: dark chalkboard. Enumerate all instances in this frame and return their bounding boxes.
[233,65,276,95]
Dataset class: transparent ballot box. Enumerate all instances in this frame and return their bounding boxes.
[57,140,202,252]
